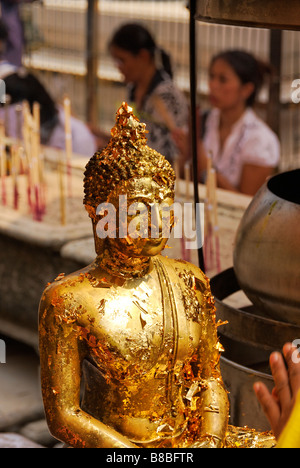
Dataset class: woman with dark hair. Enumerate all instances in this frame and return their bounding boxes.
[0,0,38,67]
[0,69,97,157]
[0,17,97,156]
[109,23,189,165]
[199,49,280,195]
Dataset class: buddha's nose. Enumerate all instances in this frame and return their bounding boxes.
[149,203,163,238]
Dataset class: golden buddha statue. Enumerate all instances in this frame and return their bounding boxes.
[39,103,275,449]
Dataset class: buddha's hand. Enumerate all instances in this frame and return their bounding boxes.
[191,435,223,449]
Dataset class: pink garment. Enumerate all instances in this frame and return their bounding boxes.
[0,103,97,157]
[0,0,37,67]
[203,108,281,189]
[47,106,97,157]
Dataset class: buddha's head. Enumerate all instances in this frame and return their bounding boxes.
[83,103,176,258]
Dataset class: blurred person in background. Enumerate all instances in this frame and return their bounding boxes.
[174,49,280,196]
[0,19,97,157]
[0,0,39,67]
[109,22,189,167]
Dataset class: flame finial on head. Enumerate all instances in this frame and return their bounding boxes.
[83,102,175,218]
[110,102,147,145]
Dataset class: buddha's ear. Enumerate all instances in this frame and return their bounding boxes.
[84,204,106,255]
[92,221,106,256]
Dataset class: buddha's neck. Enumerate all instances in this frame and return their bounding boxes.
[96,244,151,280]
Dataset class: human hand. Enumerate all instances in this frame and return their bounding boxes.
[171,128,189,158]
[254,342,300,440]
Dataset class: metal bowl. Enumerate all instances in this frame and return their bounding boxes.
[233,169,300,325]
[220,355,273,431]
[195,0,300,30]
[211,268,300,351]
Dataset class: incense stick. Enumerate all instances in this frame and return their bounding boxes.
[182,161,192,262]
[30,103,42,221]
[10,145,20,210]
[64,96,73,198]
[22,101,33,212]
[58,154,66,226]
[211,168,221,273]
[204,153,221,273]
[0,124,6,206]
[204,155,212,270]
[33,102,46,218]
[21,100,45,220]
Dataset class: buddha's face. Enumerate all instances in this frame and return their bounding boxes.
[98,177,174,258]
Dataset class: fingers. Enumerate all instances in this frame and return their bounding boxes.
[283,342,300,398]
[269,351,292,405]
[254,343,300,441]
[254,381,281,431]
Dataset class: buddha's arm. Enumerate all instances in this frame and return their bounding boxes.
[195,375,229,447]
[193,274,229,447]
[39,290,137,449]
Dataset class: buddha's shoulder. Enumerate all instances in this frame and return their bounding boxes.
[40,264,107,308]
[39,266,108,326]
[42,269,86,293]
[156,255,210,286]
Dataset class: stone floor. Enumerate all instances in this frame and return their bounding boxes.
[0,335,61,448]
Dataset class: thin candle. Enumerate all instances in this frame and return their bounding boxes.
[33,102,46,217]
[22,101,33,211]
[58,155,66,226]
[11,145,20,210]
[211,168,221,273]
[64,96,72,197]
[204,155,213,270]
[0,124,6,205]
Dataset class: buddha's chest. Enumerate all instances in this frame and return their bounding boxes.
[78,266,202,378]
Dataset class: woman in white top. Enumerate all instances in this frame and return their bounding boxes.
[199,50,280,196]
